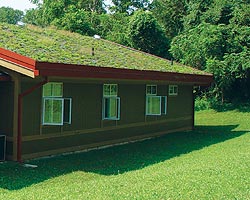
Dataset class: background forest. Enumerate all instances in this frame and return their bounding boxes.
[1,0,249,107]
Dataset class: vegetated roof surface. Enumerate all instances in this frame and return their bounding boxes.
[0,23,208,75]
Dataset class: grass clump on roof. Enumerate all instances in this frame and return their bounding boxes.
[0,23,207,75]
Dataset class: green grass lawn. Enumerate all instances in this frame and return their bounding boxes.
[0,109,249,199]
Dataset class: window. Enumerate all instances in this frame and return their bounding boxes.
[169,85,178,96]
[146,85,167,116]
[146,85,157,95]
[103,84,118,96]
[43,82,63,97]
[42,82,72,125]
[102,84,120,120]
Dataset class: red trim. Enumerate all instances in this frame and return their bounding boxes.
[0,48,38,76]
[36,62,213,85]
[0,48,213,85]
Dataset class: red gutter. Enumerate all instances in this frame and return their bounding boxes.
[36,62,213,86]
[0,48,39,76]
[17,77,48,163]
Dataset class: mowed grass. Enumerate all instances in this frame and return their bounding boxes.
[0,109,249,199]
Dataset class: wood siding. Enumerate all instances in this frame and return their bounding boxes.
[0,82,14,158]
[18,81,194,159]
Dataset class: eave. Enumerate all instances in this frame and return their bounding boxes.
[0,48,213,85]
[0,48,39,78]
[36,62,213,86]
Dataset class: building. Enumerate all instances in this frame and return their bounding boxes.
[0,23,213,161]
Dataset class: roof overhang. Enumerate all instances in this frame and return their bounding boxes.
[36,62,213,86]
[0,48,213,85]
[0,48,38,78]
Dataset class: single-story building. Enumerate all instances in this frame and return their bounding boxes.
[0,23,213,162]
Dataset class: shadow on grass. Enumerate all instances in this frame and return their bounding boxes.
[0,125,247,190]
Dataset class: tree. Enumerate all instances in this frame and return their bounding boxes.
[110,0,152,14]
[23,8,45,26]
[27,0,105,27]
[128,10,170,58]
[230,4,250,26]
[170,19,250,102]
[76,0,105,13]
[170,23,227,69]
[100,13,130,45]
[90,13,129,45]
[52,6,95,36]
[183,0,213,30]
[152,0,187,38]
[0,7,23,24]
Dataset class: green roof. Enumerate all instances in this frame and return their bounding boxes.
[0,23,207,75]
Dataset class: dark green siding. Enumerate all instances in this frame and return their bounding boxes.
[64,83,102,130]
[0,82,14,158]
[0,82,14,137]
[22,82,45,136]
[118,84,145,125]
[168,85,193,117]
[20,81,194,159]
[22,117,192,155]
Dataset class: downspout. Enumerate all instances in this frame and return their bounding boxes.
[17,77,48,163]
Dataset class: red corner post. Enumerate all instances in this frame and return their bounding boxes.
[17,77,48,163]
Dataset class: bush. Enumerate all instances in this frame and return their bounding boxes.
[195,96,211,111]
[195,95,250,112]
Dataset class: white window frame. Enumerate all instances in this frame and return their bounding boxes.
[43,82,63,97]
[169,85,178,96]
[42,97,64,125]
[42,82,72,126]
[102,84,120,120]
[146,85,157,96]
[146,96,161,116]
[146,96,167,116]
[102,96,120,120]
[103,84,118,97]
[146,85,167,116]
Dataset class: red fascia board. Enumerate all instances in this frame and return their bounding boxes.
[0,48,39,75]
[36,62,213,85]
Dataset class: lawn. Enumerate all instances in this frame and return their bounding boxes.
[0,109,249,200]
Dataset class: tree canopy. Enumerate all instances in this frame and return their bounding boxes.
[0,7,23,25]
[128,10,170,58]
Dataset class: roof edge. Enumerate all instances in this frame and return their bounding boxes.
[36,62,213,85]
[0,48,39,77]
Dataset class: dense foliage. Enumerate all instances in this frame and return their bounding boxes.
[170,0,250,103]
[1,0,249,103]
[0,7,23,25]
[128,10,170,58]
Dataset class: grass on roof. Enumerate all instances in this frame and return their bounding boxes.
[0,109,249,199]
[0,23,208,75]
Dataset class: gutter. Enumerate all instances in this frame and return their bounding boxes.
[36,62,213,86]
[17,77,48,163]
